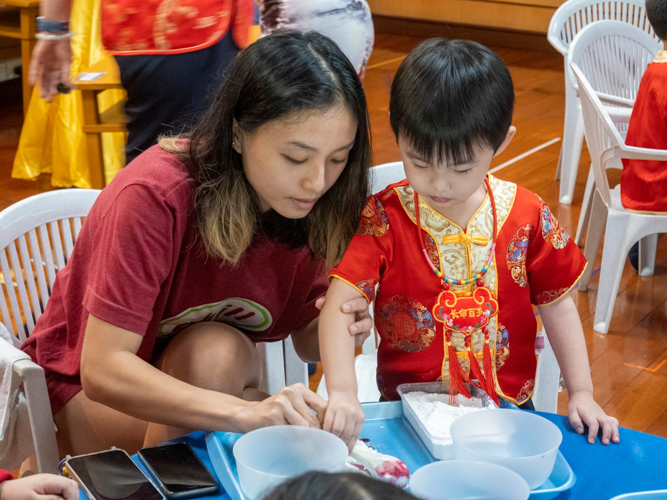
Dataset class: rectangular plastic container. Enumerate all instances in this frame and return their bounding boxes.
[397,381,498,460]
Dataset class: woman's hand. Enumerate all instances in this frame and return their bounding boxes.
[568,391,620,445]
[316,296,373,348]
[29,38,72,101]
[238,383,327,431]
[0,474,79,500]
[322,391,365,453]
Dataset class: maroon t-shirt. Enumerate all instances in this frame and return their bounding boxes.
[21,146,328,414]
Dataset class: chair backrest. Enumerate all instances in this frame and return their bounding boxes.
[362,162,407,355]
[0,190,101,343]
[574,61,667,209]
[370,161,405,195]
[572,63,630,208]
[567,20,663,98]
[548,0,656,55]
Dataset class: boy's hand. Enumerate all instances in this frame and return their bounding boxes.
[316,296,373,348]
[322,391,365,453]
[0,473,80,500]
[568,391,620,445]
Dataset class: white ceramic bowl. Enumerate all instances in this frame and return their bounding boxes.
[233,426,348,500]
[450,409,562,489]
[410,460,530,500]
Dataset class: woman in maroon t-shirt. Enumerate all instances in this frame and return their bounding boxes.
[22,31,373,457]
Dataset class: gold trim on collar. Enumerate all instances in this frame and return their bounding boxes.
[654,50,667,63]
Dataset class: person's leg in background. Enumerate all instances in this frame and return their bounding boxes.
[115,32,238,164]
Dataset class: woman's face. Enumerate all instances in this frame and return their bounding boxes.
[233,104,358,219]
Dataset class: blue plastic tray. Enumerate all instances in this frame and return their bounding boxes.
[205,401,575,500]
[610,492,667,500]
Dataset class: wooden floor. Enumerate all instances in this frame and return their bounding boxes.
[2,31,667,439]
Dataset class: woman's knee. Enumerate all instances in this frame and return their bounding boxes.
[156,322,262,395]
[53,390,148,457]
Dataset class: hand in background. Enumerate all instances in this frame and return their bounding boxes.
[0,473,79,500]
[568,391,620,445]
[29,39,72,101]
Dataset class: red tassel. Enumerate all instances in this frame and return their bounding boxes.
[448,344,472,403]
[467,349,486,392]
[483,342,500,406]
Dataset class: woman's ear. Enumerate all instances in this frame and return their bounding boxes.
[493,126,517,158]
[232,120,243,154]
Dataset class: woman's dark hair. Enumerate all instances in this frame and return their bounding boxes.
[162,30,371,265]
[261,472,419,500]
[646,0,667,40]
[390,38,514,166]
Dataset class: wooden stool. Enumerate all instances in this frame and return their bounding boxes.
[74,57,126,189]
[0,0,39,115]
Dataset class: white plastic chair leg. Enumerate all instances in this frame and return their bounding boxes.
[638,233,658,276]
[532,332,560,414]
[558,106,585,205]
[284,336,308,387]
[257,342,286,395]
[574,166,595,247]
[594,212,634,334]
[558,73,585,205]
[579,190,608,292]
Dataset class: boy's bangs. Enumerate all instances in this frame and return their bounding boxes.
[397,115,490,167]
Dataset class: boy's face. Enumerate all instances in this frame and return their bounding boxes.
[397,127,515,215]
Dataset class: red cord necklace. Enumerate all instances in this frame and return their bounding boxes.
[413,177,500,405]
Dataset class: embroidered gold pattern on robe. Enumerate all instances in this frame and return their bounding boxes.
[394,175,517,389]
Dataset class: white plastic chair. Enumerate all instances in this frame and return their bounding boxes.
[566,21,663,246]
[257,337,308,395]
[547,0,658,204]
[572,63,667,334]
[0,189,101,474]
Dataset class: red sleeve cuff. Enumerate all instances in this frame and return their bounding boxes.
[0,469,14,483]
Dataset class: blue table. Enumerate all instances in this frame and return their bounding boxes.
[128,404,667,500]
[534,412,667,498]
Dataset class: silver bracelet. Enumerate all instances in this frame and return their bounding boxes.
[36,31,76,40]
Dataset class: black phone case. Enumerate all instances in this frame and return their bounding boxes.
[63,448,167,500]
[137,444,220,500]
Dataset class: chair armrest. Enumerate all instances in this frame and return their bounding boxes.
[13,360,59,474]
[605,106,632,123]
[597,92,634,108]
[603,146,667,167]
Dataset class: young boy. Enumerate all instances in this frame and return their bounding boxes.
[620,0,667,213]
[319,38,620,452]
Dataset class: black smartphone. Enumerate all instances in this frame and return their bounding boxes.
[137,443,220,499]
[63,448,166,500]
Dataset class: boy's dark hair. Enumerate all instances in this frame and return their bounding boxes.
[262,472,419,500]
[390,38,514,166]
[646,0,667,40]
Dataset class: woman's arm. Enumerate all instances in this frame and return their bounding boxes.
[81,314,325,433]
[318,279,366,451]
[538,293,620,445]
[28,0,73,100]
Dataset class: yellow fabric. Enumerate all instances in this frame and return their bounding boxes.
[440,233,488,246]
[12,0,126,188]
